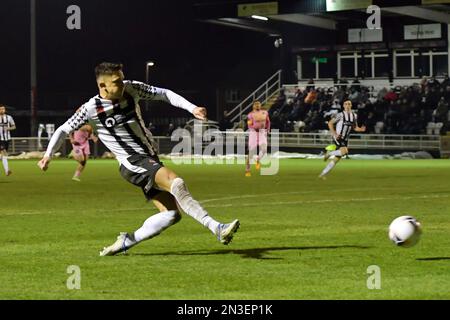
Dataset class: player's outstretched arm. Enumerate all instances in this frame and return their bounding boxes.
[37,126,68,171]
[354,125,366,132]
[38,105,89,172]
[130,81,199,116]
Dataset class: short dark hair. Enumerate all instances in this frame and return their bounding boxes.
[95,62,123,79]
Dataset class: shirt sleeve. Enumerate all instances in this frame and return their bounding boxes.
[44,105,90,158]
[8,116,15,127]
[333,112,343,123]
[62,105,90,133]
[127,80,197,113]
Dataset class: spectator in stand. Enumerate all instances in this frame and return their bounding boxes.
[269,89,286,117]
[441,74,449,89]
[293,87,303,102]
[268,78,449,135]
[384,89,398,102]
[351,77,361,92]
[403,113,424,134]
[377,87,388,101]
[433,97,449,125]
[348,88,361,106]
[365,111,377,134]
[306,79,315,91]
[304,89,317,105]
[288,99,302,121]
[445,83,450,101]
[337,78,349,90]
[427,75,440,90]
[333,87,346,103]
[420,76,429,91]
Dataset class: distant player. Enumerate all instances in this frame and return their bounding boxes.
[245,101,270,176]
[38,62,239,256]
[70,123,98,181]
[319,100,366,179]
[0,104,16,176]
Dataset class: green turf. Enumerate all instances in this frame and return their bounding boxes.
[0,158,449,299]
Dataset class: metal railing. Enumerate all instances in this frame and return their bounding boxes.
[228,70,282,124]
[8,132,441,158]
[275,132,441,150]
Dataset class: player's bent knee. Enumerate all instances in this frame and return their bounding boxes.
[155,167,179,191]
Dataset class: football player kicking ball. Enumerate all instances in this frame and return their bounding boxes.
[38,62,240,256]
[245,101,270,177]
[319,100,366,179]
[70,124,98,182]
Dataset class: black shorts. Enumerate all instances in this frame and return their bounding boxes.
[333,137,348,148]
[0,140,9,152]
[119,154,164,201]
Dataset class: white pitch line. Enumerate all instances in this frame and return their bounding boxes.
[203,194,450,209]
[0,211,43,216]
[199,186,439,204]
[2,194,448,217]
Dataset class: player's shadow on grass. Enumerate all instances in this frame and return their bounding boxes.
[134,245,370,260]
[416,257,450,261]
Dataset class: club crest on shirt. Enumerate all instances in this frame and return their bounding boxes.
[105,117,117,128]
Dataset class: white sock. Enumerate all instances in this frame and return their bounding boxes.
[330,150,343,157]
[249,149,257,163]
[126,210,181,247]
[2,156,9,173]
[170,178,220,234]
[258,144,267,162]
[320,161,336,177]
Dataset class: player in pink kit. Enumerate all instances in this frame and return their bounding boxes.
[245,101,270,177]
[70,124,98,181]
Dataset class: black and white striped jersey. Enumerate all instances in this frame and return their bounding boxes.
[45,80,197,166]
[333,111,357,141]
[0,114,15,141]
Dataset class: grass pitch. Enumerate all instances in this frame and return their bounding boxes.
[0,158,449,299]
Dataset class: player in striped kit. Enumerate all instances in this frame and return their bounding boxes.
[70,124,98,181]
[319,100,366,179]
[0,104,16,176]
[38,62,239,255]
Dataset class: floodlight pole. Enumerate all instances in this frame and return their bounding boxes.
[30,0,37,138]
[145,61,154,111]
[448,24,450,76]
[145,61,154,84]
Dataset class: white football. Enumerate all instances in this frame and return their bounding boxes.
[388,216,422,248]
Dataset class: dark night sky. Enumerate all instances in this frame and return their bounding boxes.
[0,0,279,117]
